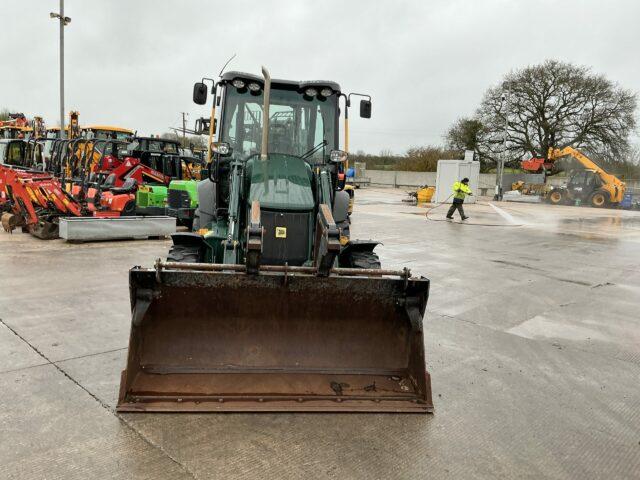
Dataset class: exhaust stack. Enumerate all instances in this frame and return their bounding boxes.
[260,66,271,161]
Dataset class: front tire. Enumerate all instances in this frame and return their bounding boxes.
[349,250,381,270]
[548,191,563,205]
[589,190,608,208]
[167,244,200,263]
[122,199,137,216]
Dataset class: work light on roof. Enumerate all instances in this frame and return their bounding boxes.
[248,82,261,92]
[304,87,318,97]
[320,88,334,97]
[232,79,246,89]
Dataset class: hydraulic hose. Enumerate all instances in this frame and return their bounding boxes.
[423,194,522,227]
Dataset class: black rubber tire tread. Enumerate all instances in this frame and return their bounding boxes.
[122,199,137,216]
[167,244,200,263]
[589,190,608,208]
[350,250,381,270]
[181,218,194,231]
[548,191,563,205]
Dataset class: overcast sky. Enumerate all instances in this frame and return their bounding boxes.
[2,0,638,154]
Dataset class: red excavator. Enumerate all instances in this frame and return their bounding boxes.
[0,139,140,238]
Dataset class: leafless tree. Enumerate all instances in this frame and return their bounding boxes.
[445,117,485,160]
[476,60,637,167]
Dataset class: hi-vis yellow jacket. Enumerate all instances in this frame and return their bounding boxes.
[452,181,471,200]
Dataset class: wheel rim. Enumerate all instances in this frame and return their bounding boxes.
[592,194,605,207]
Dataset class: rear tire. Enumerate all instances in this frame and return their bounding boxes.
[350,250,381,270]
[589,190,608,208]
[548,191,563,205]
[167,244,200,263]
[181,218,194,231]
[122,199,137,216]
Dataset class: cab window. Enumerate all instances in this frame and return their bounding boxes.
[5,142,25,166]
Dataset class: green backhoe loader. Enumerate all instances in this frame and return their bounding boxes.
[117,67,433,413]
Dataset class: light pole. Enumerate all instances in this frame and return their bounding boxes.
[495,83,510,201]
[50,1,71,139]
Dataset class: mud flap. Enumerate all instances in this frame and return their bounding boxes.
[117,267,433,413]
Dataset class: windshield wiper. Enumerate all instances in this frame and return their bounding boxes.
[301,140,327,159]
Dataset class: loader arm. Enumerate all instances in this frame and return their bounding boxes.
[0,167,41,229]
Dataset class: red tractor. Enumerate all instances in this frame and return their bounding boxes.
[521,156,556,174]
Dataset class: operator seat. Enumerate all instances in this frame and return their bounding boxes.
[102,173,117,189]
[110,178,138,194]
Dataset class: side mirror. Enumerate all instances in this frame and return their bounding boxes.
[360,99,372,118]
[329,149,348,163]
[211,142,232,157]
[193,82,208,105]
[195,117,210,135]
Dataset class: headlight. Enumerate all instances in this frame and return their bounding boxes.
[320,87,333,97]
[248,82,261,92]
[304,87,318,97]
[211,142,232,156]
[329,149,348,163]
[232,79,245,89]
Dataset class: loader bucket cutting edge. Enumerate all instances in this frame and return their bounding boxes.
[117,267,433,413]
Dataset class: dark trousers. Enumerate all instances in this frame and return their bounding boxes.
[446,199,465,219]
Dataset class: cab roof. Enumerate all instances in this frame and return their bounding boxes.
[82,125,134,134]
[134,136,180,145]
[221,71,341,93]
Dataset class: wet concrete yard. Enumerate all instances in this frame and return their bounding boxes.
[1,188,639,479]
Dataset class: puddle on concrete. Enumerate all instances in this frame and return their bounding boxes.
[508,315,610,343]
[559,216,640,230]
[357,199,407,206]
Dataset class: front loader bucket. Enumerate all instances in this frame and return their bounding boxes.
[28,220,59,240]
[117,265,433,413]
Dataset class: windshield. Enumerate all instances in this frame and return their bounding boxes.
[0,141,25,166]
[42,139,56,157]
[127,139,179,154]
[221,85,337,163]
[87,129,133,142]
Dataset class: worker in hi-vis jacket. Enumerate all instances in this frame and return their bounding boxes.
[446,177,472,220]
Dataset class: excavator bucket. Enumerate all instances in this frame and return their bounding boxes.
[117,264,433,413]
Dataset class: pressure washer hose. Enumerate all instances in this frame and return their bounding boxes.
[423,194,523,227]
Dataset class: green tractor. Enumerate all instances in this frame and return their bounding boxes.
[129,137,201,225]
[117,67,432,413]
[166,174,199,230]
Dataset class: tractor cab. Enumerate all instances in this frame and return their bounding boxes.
[0,139,27,167]
[125,137,183,179]
[188,70,371,264]
[0,126,26,140]
[82,126,134,142]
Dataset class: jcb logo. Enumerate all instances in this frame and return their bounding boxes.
[275,227,287,239]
